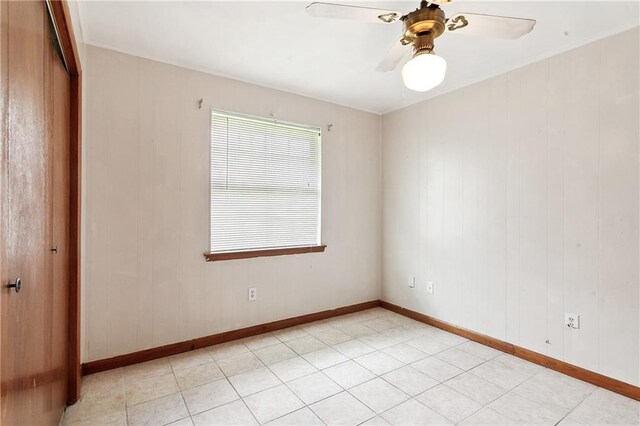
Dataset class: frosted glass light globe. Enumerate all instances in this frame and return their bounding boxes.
[402,52,447,92]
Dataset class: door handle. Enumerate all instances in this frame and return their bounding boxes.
[51,246,58,254]
[7,277,21,293]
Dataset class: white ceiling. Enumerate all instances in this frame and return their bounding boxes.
[74,1,639,114]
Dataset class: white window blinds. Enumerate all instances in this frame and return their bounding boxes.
[210,110,321,253]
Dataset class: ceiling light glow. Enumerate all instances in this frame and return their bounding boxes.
[402,52,447,92]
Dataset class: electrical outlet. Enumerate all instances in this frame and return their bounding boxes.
[407,276,416,288]
[248,287,257,302]
[565,313,580,329]
[427,281,434,294]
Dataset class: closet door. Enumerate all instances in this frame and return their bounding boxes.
[1,1,49,424]
[47,15,71,419]
[0,1,70,424]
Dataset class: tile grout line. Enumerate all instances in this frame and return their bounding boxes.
[224,373,263,426]
[125,312,463,424]
[243,313,417,423]
[551,385,598,426]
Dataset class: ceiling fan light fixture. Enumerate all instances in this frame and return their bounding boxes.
[402,51,447,92]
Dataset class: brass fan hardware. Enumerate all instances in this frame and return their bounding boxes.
[400,2,447,55]
[447,15,469,32]
[378,12,400,23]
[413,33,435,55]
[306,0,536,90]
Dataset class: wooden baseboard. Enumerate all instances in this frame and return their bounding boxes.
[381,301,640,401]
[81,300,381,376]
[81,298,639,402]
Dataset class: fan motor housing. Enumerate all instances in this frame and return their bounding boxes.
[402,7,446,42]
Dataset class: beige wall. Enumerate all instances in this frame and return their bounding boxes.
[84,46,382,362]
[85,28,640,387]
[382,28,640,386]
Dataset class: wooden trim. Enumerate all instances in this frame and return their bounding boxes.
[204,245,326,262]
[380,301,640,401]
[82,300,380,376]
[48,1,81,75]
[380,301,514,354]
[66,72,81,404]
[0,2,7,422]
[49,0,82,404]
[81,298,640,400]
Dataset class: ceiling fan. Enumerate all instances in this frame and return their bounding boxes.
[306,0,536,92]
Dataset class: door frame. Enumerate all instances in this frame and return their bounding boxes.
[47,0,82,405]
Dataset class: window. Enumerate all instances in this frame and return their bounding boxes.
[206,110,324,261]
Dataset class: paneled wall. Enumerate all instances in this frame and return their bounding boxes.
[382,28,639,386]
[84,46,381,362]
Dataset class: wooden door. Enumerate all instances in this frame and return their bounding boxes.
[0,1,71,424]
[47,14,71,421]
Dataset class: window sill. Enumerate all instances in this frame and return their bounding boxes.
[204,245,326,262]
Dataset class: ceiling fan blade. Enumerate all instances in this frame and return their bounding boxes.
[306,2,402,24]
[376,39,411,72]
[446,13,536,39]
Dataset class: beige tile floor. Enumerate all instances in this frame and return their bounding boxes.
[63,308,640,426]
